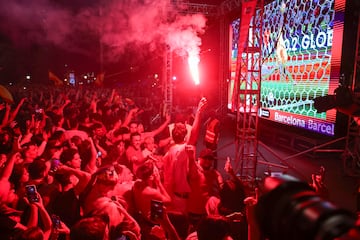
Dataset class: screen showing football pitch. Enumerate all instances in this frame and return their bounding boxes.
[228,0,347,136]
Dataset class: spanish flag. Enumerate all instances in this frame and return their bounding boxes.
[49,71,63,86]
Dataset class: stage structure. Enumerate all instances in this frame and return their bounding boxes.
[218,0,242,116]
[343,13,360,177]
[162,1,218,115]
[162,48,173,115]
[226,0,360,184]
[230,0,263,186]
[163,0,264,186]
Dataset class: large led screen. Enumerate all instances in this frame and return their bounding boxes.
[228,0,346,136]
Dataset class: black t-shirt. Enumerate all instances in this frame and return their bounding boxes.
[52,188,81,228]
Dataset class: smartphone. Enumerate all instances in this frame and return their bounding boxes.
[150,199,163,220]
[51,214,61,229]
[25,185,39,203]
[117,235,130,240]
[50,159,60,173]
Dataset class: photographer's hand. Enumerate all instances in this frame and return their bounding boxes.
[56,221,70,235]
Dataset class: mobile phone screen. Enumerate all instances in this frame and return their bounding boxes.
[25,185,39,203]
[51,214,61,229]
[150,199,163,220]
[117,235,130,240]
[50,159,60,173]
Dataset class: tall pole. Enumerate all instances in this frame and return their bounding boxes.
[99,4,104,74]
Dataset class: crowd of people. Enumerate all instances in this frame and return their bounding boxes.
[0,85,253,240]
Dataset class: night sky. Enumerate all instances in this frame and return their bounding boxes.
[0,0,222,86]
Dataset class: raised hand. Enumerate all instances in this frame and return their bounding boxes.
[19,97,27,105]
[165,112,171,122]
[224,157,234,175]
[244,188,258,207]
[197,97,208,112]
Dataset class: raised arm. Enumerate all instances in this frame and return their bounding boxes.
[0,103,11,127]
[57,164,91,196]
[83,137,99,174]
[158,209,181,240]
[122,107,139,128]
[89,94,98,114]
[244,188,261,240]
[19,116,35,146]
[0,152,19,181]
[107,89,116,105]
[58,98,71,116]
[8,97,26,123]
[187,97,207,145]
[224,157,238,181]
[185,144,198,174]
[35,131,49,157]
[144,113,171,138]
[34,194,53,239]
[153,165,171,204]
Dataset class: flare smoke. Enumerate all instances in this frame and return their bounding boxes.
[0,0,207,63]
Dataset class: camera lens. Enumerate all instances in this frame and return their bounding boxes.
[255,175,357,240]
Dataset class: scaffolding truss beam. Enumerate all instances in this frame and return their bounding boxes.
[233,0,263,188]
[174,2,219,16]
[163,49,173,116]
[219,0,241,15]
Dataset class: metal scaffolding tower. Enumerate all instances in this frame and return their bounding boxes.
[218,0,242,116]
[173,1,218,16]
[218,15,228,116]
[232,0,263,186]
[163,49,173,115]
[164,1,265,187]
[162,1,218,116]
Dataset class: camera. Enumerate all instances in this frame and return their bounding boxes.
[117,235,130,240]
[50,158,60,173]
[150,199,164,220]
[255,175,358,240]
[313,85,357,115]
[25,185,39,203]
